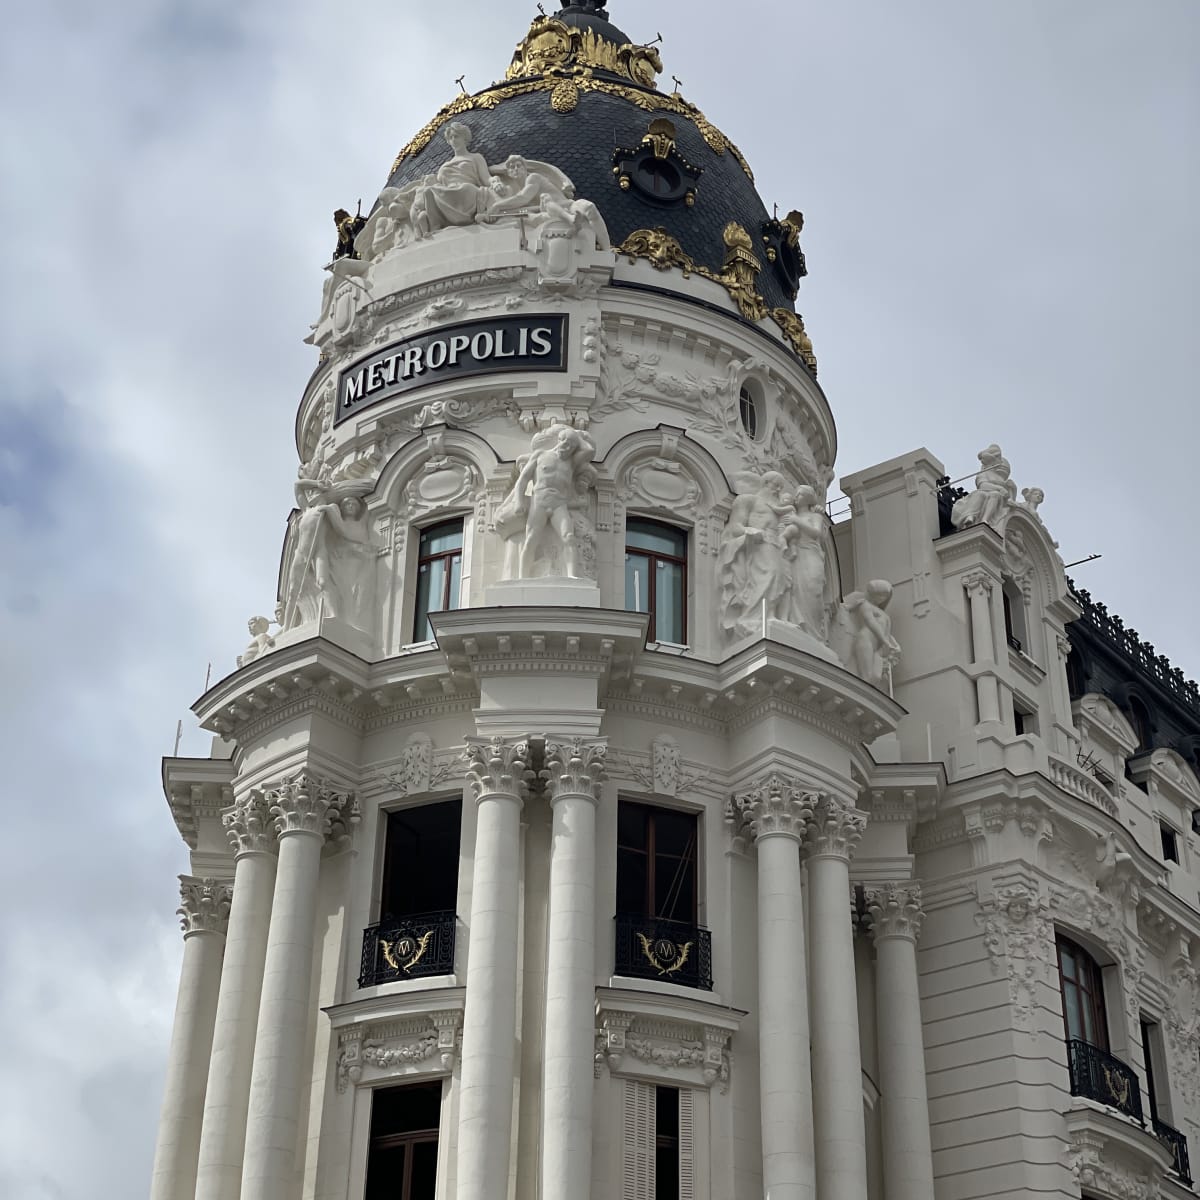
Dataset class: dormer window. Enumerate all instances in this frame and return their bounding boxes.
[1128,695,1153,751]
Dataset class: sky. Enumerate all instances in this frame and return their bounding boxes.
[1,1,1197,1194]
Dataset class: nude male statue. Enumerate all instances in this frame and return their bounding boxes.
[508,425,596,579]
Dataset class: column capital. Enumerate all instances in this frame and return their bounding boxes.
[542,737,607,803]
[223,789,279,857]
[730,771,818,843]
[805,795,866,861]
[866,881,924,943]
[267,773,358,841]
[178,876,233,938]
[962,571,994,597]
[463,736,532,803]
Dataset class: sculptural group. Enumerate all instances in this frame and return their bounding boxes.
[356,124,611,262]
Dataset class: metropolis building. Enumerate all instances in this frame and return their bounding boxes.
[151,4,1200,1199]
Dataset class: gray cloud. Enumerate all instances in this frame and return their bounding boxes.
[1,0,1196,1192]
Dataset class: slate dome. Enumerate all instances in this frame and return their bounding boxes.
[384,2,803,317]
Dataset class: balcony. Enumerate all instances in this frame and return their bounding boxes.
[359,910,456,987]
[1066,1038,1143,1124]
[1153,1117,1193,1186]
[614,914,713,992]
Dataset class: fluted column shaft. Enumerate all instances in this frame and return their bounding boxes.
[196,792,279,1200]
[540,738,606,1200]
[151,877,232,1200]
[457,737,530,1200]
[733,774,817,1200]
[868,884,935,1200]
[241,776,350,1200]
[807,796,869,1200]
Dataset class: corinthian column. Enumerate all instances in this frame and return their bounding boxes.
[195,791,279,1200]
[805,795,869,1200]
[732,773,818,1200]
[457,737,531,1200]
[240,775,352,1200]
[540,738,606,1200]
[867,883,935,1200]
[150,877,232,1200]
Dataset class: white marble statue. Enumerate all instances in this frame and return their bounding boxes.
[280,473,374,630]
[354,186,416,260]
[719,472,797,638]
[483,154,610,250]
[781,486,835,640]
[951,443,1018,535]
[1020,486,1045,516]
[237,615,277,668]
[832,581,902,691]
[494,424,597,580]
[410,124,495,239]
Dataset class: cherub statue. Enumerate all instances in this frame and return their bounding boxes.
[237,616,277,668]
[833,580,902,691]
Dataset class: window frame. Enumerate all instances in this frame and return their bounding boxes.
[617,800,699,926]
[364,1081,443,1200]
[624,518,689,645]
[412,518,465,643]
[1056,933,1110,1051]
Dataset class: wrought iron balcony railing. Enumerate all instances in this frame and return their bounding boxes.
[359,910,456,987]
[1153,1116,1193,1185]
[1065,1038,1143,1124]
[614,913,713,992]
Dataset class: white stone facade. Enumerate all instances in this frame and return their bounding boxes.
[152,8,1200,1200]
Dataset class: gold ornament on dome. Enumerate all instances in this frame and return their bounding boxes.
[505,16,663,90]
[617,227,697,274]
[390,77,753,182]
[644,117,677,159]
[770,308,819,375]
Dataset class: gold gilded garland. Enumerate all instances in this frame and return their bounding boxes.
[616,226,818,374]
[389,74,754,182]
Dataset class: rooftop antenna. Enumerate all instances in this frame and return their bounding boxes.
[648,32,663,46]
[204,662,212,691]
[1063,553,1103,570]
[672,75,683,94]
[774,202,779,218]
[455,74,467,94]
[173,719,183,756]
[537,2,546,13]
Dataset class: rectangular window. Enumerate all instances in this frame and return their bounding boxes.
[365,1081,442,1200]
[413,519,464,642]
[1057,934,1109,1050]
[617,801,698,925]
[1141,1018,1163,1122]
[1160,822,1181,864]
[655,1087,680,1200]
[380,800,462,920]
[625,519,688,644]
[621,1081,695,1200]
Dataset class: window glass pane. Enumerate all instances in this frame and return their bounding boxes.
[654,809,695,858]
[627,519,686,558]
[1063,981,1082,1041]
[617,848,647,915]
[655,855,695,923]
[1060,948,1077,981]
[419,520,464,557]
[1081,993,1096,1044]
[414,557,449,641]
[365,1145,406,1200]
[655,560,685,643]
[409,1140,439,1200]
[381,801,463,918]
[446,553,463,613]
[625,553,651,613]
[618,803,648,850]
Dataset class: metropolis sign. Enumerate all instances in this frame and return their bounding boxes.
[335,314,569,425]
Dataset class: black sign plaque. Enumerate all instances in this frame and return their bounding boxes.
[335,314,569,425]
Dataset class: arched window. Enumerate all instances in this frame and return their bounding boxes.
[412,519,464,642]
[738,383,761,439]
[1001,577,1028,654]
[1127,695,1153,751]
[1065,648,1086,699]
[625,518,688,643]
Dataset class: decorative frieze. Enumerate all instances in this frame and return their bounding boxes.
[974,883,1054,1036]
[335,1010,464,1092]
[177,876,233,938]
[382,734,458,797]
[596,1009,730,1093]
[866,882,924,943]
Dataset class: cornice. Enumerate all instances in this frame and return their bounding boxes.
[324,984,466,1032]
[934,522,1005,567]
[162,756,236,849]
